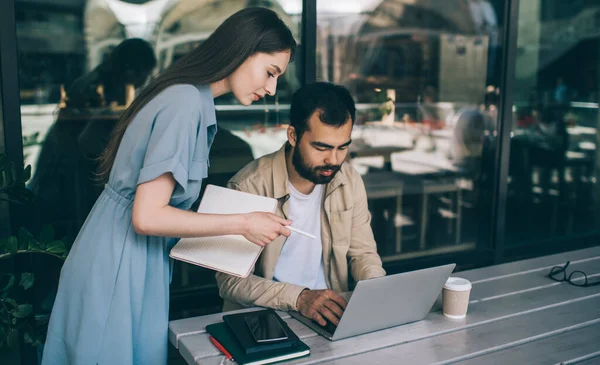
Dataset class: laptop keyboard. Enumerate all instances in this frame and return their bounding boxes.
[314,319,338,335]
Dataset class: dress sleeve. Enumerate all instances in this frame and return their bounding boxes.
[137,96,209,195]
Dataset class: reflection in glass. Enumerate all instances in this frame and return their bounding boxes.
[18,0,302,240]
[27,38,156,239]
[315,0,504,258]
[16,0,302,321]
[507,0,600,246]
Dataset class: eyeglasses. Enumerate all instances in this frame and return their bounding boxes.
[548,261,600,287]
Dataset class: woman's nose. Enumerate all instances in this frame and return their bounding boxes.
[265,78,278,96]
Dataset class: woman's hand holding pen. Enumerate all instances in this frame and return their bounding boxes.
[242,212,291,246]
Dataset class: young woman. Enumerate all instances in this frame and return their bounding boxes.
[42,8,295,365]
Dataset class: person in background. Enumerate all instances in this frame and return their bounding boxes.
[216,82,386,328]
[554,77,569,106]
[417,86,441,151]
[66,38,157,108]
[447,87,496,172]
[529,105,569,155]
[28,39,158,239]
[42,8,296,365]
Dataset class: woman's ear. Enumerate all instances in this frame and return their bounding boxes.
[287,126,297,147]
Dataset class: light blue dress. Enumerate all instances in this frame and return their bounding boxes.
[41,84,217,365]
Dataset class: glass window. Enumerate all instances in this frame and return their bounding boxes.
[316,0,506,260]
[16,0,302,319]
[506,0,600,246]
[18,0,301,240]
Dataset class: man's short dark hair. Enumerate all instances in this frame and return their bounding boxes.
[289,82,356,140]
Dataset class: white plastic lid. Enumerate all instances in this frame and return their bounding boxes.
[444,277,472,291]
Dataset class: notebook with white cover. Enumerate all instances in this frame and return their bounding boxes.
[169,184,278,278]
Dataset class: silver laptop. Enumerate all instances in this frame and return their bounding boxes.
[289,263,456,341]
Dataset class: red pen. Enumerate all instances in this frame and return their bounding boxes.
[209,335,234,361]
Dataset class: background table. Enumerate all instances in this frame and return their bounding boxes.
[169,246,600,364]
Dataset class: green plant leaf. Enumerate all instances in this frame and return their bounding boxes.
[28,239,41,250]
[7,328,18,348]
[23,330,34,344]
[20,227,39,250]
[23,330,41,347]
[19,273,34,291]
[18,234,28,250]
[19,227,31,245]
[0,314,9,324]
[22,165,31,182]
[18,227,27,243]
[11,304,33,319]
[6,236,17,254]
[3,298,18,311]
[46,240,66,255]
[39,225,55,244]
[1,274,15,292]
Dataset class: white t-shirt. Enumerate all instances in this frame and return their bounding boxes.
[273,182,327,290]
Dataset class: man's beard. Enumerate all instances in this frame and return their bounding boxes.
[291,146,341,184]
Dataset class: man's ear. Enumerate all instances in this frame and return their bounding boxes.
[287,126,297,147]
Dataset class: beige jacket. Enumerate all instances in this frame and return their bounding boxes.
[215,144,386,312]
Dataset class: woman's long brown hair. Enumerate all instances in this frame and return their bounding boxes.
[98,7,296,181]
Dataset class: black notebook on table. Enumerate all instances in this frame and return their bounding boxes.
[206,321,310,365]
[223,309,299,354]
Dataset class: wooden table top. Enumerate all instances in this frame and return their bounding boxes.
[169,246,600,364]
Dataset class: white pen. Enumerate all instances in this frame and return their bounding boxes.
[285,226,316,239]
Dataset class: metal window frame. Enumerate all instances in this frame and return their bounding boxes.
[0,0,23,237]
[301,0,317,84]
[0,5,33,365]
[491,0,520,264]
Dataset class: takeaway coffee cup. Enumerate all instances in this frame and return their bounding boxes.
[442,277,472,319]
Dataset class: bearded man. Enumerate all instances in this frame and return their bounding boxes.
[215,82,386,328]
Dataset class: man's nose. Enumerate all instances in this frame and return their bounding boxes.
[325,150,338,166]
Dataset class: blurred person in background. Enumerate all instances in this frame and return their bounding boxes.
[28,38,157,239]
